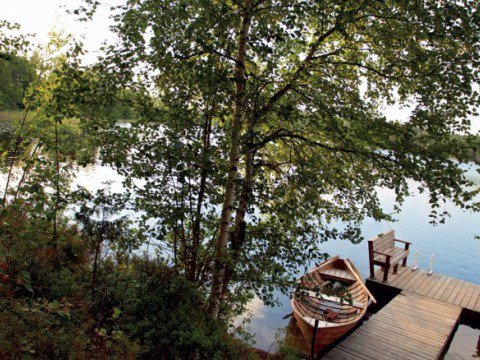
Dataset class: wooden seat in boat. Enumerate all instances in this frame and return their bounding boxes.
[317,268,356,283]
[306,291,365,309]
[302,316,337,328]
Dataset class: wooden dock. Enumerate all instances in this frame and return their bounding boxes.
[369,266,480,313]
[285,239,479,359]
[321,266,479,359]
[323,292,462,359]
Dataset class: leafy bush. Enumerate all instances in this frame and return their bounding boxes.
[93,257,253,359]
[0,205,255,359]
[0,204,140,358]
[0,297,139,359]
[0,203,89,300]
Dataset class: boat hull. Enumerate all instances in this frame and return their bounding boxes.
[290,256,372,353]
[291,302,361,352]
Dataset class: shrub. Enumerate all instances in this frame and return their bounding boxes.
[0,203,89,300]
[0,205,255,359]
[0,205,140,358]
[93,257,253,359]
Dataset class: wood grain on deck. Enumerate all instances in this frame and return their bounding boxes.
[370,267,480,313]
[323,292,461,359]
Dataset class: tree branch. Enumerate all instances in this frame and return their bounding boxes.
[255,25,338,118]
[254,128,400,165]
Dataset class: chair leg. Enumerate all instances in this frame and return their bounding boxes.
[383,265,390,282]
[403,244,410,266]
[368,241,375,278]
[393,264,398,274]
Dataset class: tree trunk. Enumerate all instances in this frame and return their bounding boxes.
[91,229,103,298]
[189,102,213,281]
[53,119,61,269]
[222,145,255,294]
[208,2,251,319]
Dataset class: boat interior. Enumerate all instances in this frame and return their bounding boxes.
[293,257,369,326]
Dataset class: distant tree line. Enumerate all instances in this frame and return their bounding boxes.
[0,52,138,121]
[0,52,35,111]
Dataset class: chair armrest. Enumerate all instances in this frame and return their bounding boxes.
[394,239,411,244]
[395,239,411,250]
[373,250,392,257]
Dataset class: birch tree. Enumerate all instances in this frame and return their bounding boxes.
[81,0,480,319]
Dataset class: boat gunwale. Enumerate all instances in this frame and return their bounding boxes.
[291,257,370,329]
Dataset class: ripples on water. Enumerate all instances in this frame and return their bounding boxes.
[445,324,480,359]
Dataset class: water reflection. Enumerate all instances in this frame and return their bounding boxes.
[2,138,480,351]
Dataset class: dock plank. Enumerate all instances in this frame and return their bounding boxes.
[337,340,398,360]
[404,270,429,292]
[383,307,456,331]
[370,268,479,312]
[459,282,475,308]
[468,284,480,310]
[431,275,453,299]
[420,274,443,297]
[454,280,471,305]
[323,346,372,360]
[357,326,442,355]
[475,293,480,312]
[423,273,446,297]
[325,293,461,360]
[382,301,457,324]
[396,268,423,289]
[438,278,460,302]
[360,328,433,356]
[414,273,436,296]
[447,279,467,304]
[393,292,460,316]
[389,266,414,287]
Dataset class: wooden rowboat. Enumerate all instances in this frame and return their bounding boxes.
[291,256,376,353]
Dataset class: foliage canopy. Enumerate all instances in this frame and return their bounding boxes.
[76,0,480,314]
[2,0,480,323]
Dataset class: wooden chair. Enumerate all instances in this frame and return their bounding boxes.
[368,230,410,282]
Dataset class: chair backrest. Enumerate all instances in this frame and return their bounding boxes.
[369,230,395,253]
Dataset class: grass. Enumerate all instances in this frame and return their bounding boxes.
[0,110,23,124]
[0,110,83,127]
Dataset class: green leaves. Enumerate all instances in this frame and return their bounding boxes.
[74,0,480,310]
[112,307,121,319]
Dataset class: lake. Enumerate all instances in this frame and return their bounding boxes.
[69,159,480,351]
[4,145,480,351]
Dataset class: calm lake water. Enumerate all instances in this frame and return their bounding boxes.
[3,136,479,351]
[69,160,480,351]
